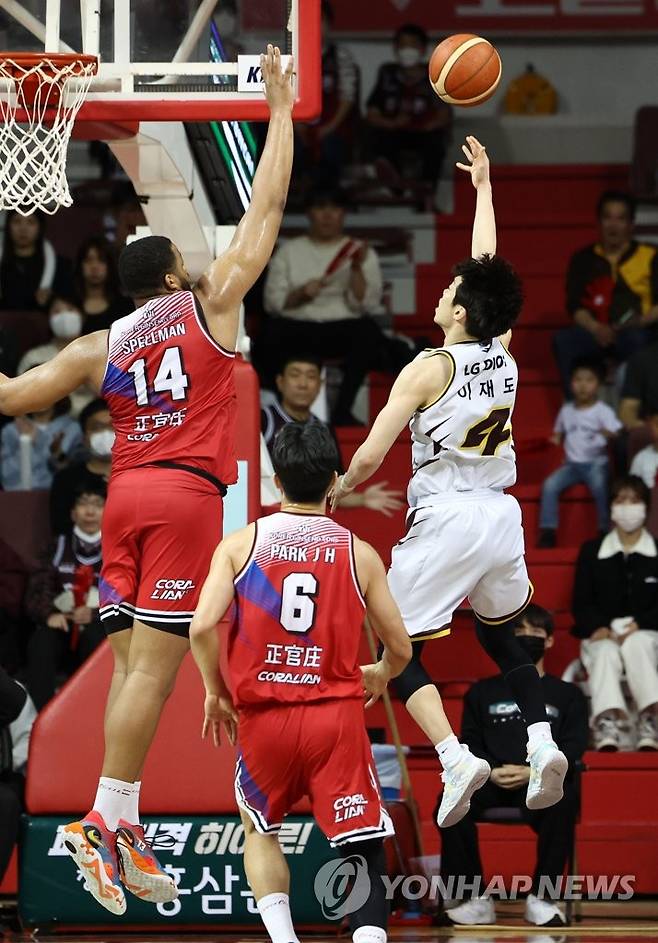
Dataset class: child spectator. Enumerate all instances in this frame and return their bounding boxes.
[538,361,622,547]
[25,485,106,709]
[0,399,82,491]
[629,410,658,489]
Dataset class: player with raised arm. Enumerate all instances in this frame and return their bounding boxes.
[331,137,568,829]
[0,47,294,914]
[190,421,412,943]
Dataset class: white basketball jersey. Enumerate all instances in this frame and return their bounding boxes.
[407,337,517,506]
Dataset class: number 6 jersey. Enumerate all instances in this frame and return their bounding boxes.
[229,512,366,709]
[407,337,518,506]
[102,290,238,487]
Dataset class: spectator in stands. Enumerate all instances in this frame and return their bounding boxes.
[17,297,93,416]
[538,360,621,548]
[256,188,388,425]
[619,341,658,430]
[439,604,588,929]
[50,399,112,534]
[294,1,359,189]
[0,666,36,883]
[262,353,402,514]
[0,398,82,491]
[629,411,658,489]
[73,236,131,335]
[25,485,105,709]
[365,23,452,192]
[0,210,72,310]
[553,192,658,393]
[572,475,658,751]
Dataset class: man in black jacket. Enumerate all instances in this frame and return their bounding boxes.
[553,191,658,393]
[439,605,588,929]
[572,475,658,751]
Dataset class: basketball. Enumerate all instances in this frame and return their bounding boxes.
[429,34,502,107]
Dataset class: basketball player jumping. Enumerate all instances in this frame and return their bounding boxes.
[331,137,568,829]
[0,47,294,915]
[190,421,412,943]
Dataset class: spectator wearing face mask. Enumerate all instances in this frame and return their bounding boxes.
[25,485,106,709]
[49,399,113,535]
[17,298,94,416]
[572,475,658,751]
[365,23,452,191]
[438,605,588,929]
[0,210,72,310]
[0,398,82,490]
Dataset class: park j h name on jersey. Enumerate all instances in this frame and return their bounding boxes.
[408,337,518,502]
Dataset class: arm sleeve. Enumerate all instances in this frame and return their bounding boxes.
[555,685,589,770]
[263,244,291,315]
[601,404,623,434]
[630,560,658,628]
[571,541,608,638]
[460,684,497,767]
[346,248,383,313]
[554,406,566,435]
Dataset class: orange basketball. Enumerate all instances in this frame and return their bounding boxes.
[429,34,502,107]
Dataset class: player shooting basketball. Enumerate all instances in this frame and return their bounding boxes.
[331,136,568,829]
[0,46,294,914]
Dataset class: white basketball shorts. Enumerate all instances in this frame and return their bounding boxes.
[387,490,533,641]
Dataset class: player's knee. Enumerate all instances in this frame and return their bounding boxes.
[474,616,533,675]
[125,663,178,700]
[393,644,433,703]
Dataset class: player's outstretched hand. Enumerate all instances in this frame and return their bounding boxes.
[456,135,490,189]
[261,44,295,113]
[202,692,238,747]
[363,481,404,517]
[361,662,391,708]
[329,474,354,513]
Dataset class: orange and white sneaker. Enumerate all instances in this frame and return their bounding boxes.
[116,820,178,903]
[62,811,126,915]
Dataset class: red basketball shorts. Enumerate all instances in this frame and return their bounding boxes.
[99,467,223,636]
[234,699,394,847]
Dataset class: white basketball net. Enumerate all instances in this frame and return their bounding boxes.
[0,56,97,216]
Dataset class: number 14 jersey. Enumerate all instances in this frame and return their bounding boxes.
[407,337,518,506]
[229,513,366,709]
[102,290,237,487]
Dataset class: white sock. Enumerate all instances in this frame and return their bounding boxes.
[257,892,299,943]
[527,721,553,750]
[124,781,141,826]
[354,926,387,943]
[435,734,464,770]
[92,777,133,832]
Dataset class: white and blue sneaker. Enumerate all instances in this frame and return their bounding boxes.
[526,740,568,810]
[437,746,490,828]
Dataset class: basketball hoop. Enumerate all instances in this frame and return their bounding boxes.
[0,52,98,216]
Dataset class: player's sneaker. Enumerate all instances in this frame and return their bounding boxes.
[526,740,568,810]
[116,820,178,903]
[62,811,126,915]
[445,896,496,925]
[524,893,567,927]
[437,746,490,828]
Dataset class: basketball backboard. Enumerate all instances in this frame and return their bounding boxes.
[0,0,321,122]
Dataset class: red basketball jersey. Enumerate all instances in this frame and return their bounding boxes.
[101,290,237,486]
[229,512,366,709]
